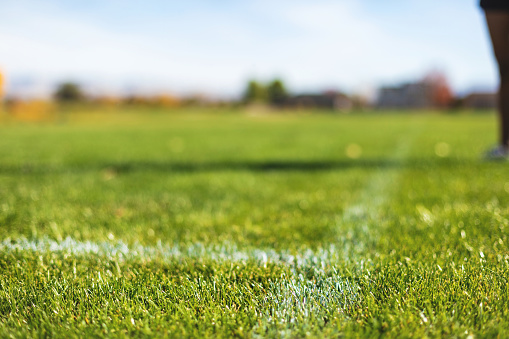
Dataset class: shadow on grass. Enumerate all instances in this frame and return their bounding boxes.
[0,157,490,176]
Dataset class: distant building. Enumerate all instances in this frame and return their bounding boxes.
[462,92,497,109]
[376,71,454,109]
[285,91,352,111]
[376,82,434,109]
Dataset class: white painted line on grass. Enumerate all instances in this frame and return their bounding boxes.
[338,122,423,241]
[1,236,343,268]
[0,236,360,328]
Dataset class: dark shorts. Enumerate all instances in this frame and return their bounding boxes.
[481,0,509,11]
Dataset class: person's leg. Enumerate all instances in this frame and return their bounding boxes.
[486,11,509,148]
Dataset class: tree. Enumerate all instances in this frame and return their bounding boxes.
[266,79,288,106]
[423,71,454,108]
[54,82,84,102]
[0,70,4,99]
[243,80,267,103]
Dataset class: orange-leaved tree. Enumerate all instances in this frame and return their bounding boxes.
[0,69,4,99]
[423,71,454,108]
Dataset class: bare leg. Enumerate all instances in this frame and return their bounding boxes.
[486,11,509,148]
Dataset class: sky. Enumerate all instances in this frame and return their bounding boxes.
[0,0,497,99]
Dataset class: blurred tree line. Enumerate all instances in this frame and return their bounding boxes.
[243,79,288,106]
[54,82,84,102]
[47,80,291,108]
[48,82,216,108]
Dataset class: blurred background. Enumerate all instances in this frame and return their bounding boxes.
[0,0,498,118]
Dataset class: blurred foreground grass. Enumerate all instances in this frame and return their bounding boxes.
[0,108,508,337]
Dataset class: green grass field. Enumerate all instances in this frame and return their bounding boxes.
[0,108,508,337]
